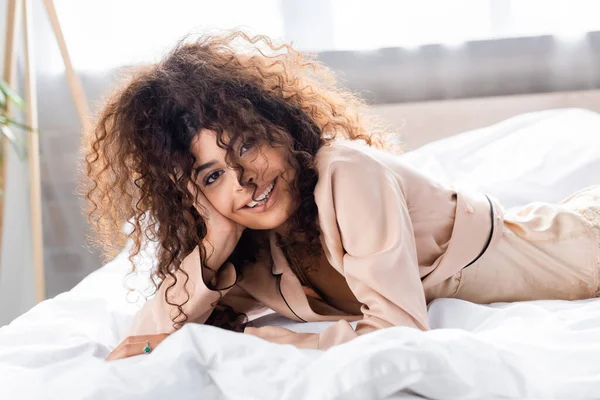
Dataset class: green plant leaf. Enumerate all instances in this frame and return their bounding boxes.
[0,125,27,160]
[0,115,35,132]
[0,79,25,111]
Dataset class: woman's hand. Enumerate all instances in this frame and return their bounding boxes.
[191,183,245,271]
[106,333,170,361]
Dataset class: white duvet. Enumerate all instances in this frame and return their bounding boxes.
[1,108,600,400]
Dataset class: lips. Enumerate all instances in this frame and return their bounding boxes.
[240,176,279,213]
[240,178,276,209]
[246,181,274,208]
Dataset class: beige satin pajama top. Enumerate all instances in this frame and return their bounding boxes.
[127,141,600,350]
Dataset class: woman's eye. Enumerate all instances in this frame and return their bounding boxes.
[240,142,254,155]
[204,171,222,185]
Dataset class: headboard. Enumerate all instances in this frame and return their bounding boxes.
[370,89,600,151]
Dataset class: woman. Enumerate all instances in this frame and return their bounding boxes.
[82,31,600,360]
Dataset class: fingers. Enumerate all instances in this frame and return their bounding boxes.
[106,333,170,361]
[106,343,146,361]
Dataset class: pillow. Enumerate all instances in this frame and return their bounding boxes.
[401,108,600,209]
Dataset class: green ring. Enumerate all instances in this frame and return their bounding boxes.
[143,345,152,354]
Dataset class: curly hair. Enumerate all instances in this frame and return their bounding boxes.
[80,30,391,332]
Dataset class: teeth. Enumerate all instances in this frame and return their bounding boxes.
[246,182,274,208]
[256,183,274,201]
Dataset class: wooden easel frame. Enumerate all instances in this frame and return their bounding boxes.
[1,0,89,303]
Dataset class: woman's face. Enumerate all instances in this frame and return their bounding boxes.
[190,129,297,231]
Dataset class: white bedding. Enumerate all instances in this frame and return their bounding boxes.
[1,108,600,400]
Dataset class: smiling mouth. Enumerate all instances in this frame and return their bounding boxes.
[245,179,276,208]
[242,176,280,212]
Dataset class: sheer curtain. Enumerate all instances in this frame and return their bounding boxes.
[35,0,285,75]
[331,0,600,50]
[33,0,600,76]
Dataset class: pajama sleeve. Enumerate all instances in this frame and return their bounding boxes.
[126,247,239,336]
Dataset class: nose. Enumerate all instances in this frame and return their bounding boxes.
[236,177,251,192]
[232,168,257,192]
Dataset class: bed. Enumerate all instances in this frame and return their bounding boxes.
[1,108,599,399]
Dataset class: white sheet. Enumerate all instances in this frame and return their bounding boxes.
[1,108,599,400]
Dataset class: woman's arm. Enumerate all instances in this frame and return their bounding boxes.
[125,245,238,337]
[106,245,239,360]
[127,180,246,337]
[108,187,247,360]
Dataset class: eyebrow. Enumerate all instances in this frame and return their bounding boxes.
[193,161,216,175]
